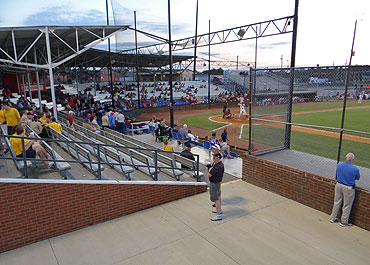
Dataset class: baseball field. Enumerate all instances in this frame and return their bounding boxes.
[180,100,370,169]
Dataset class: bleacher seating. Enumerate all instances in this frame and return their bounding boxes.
[49,128,105,178]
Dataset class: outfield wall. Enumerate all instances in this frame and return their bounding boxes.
[241,152,370,231]
[138,101,239,115]
[0,179,207,253]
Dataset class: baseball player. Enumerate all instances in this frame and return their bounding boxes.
[238,102,248,118]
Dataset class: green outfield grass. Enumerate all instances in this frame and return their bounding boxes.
[253,100,370,116]
[265,108,370,138]
[179,101,370,169]
[181,112,227,130]
[242,125,370,168]
[291,108,370,134]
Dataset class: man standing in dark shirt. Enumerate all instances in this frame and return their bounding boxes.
[209,153,224,221]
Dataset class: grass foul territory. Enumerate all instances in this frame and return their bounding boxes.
[181,112,227,130]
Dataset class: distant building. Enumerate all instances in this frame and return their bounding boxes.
[137,69,193,82]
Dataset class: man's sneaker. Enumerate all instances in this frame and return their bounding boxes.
[212,210,223,214]
[339,222,353,227]
[330,218,339,223]
[210,215,222,221]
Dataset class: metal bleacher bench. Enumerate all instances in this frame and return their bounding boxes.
[59,114,200,181]
[103,129,184,180]
[172,154,204,180]
[60,123,134,180]
[104,128,201,181]
[26,126,72,179]
[49,128,105,177]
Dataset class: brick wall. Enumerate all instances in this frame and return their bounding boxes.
[0,180,207,253]
[241,153,370,231]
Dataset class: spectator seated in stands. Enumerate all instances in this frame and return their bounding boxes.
[210,131,220,146]
[187,130,197,144]
[156,118,171,141]
[178,124,188,144]
[20,110,32,126]
[180,143,195,169]
[39,112,47,125]
[219,138,233,159]
[91,114,100,132]
[82,117,97,132]
[45,117,62,134]
[10,125,51,167]
[30,115,43,136]
[161,138,174,152]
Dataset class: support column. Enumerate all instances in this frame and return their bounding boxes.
[27,72,32,102]
[45,26,58,119]
[193,0,199,81]
[21,74,27,99]
[34,48,42,112]
[208,20,211,104]
[168,0,174,127]
[134,11,141,109]
[284,0,299,149]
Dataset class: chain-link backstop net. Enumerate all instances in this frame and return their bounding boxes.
[247,66,370,190]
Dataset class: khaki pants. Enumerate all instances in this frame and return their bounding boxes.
[330,183,355,224]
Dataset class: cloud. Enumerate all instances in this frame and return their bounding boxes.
[259,41,290,50]
[110,0,192,38]
[23,5,107,26]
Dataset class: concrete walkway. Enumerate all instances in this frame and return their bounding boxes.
[1,180,370,265]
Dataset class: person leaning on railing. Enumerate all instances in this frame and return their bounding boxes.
[9,124,51,167]
[45,117,62,134]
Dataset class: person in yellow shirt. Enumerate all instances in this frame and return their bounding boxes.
[9,125,50,166]
[0,105,5,124]
[0,104,5,155]
[39,112,47,124]
[2,102,20,135]
[45,117,62,134]
[161,138,174,152]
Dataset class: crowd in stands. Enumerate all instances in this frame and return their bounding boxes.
[0,100,56,166]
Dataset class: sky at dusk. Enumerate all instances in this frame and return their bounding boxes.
[0,0,369,68]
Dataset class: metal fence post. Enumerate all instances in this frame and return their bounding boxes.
[97,144,101,180]
[21,137,28,178]
[248,67,253,154]
[154,149,158,181]
[196,154,200,182]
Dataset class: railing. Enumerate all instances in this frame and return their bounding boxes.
[0,130,202,181]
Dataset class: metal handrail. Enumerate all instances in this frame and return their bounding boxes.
[0,131,202,181]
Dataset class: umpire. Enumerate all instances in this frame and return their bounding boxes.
[208,152,224,221]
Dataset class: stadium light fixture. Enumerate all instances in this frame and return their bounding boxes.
[238,29,246,38]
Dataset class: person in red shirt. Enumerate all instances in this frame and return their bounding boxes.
[66,111,74,127]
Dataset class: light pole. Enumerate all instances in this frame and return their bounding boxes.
[280,54,283,68]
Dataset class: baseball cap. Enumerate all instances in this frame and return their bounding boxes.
[211,131,216,136]
[68,111,74,114]
[185,143,191,148]
[213,153,222,159]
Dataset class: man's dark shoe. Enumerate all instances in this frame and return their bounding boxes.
[339,222,353,227]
